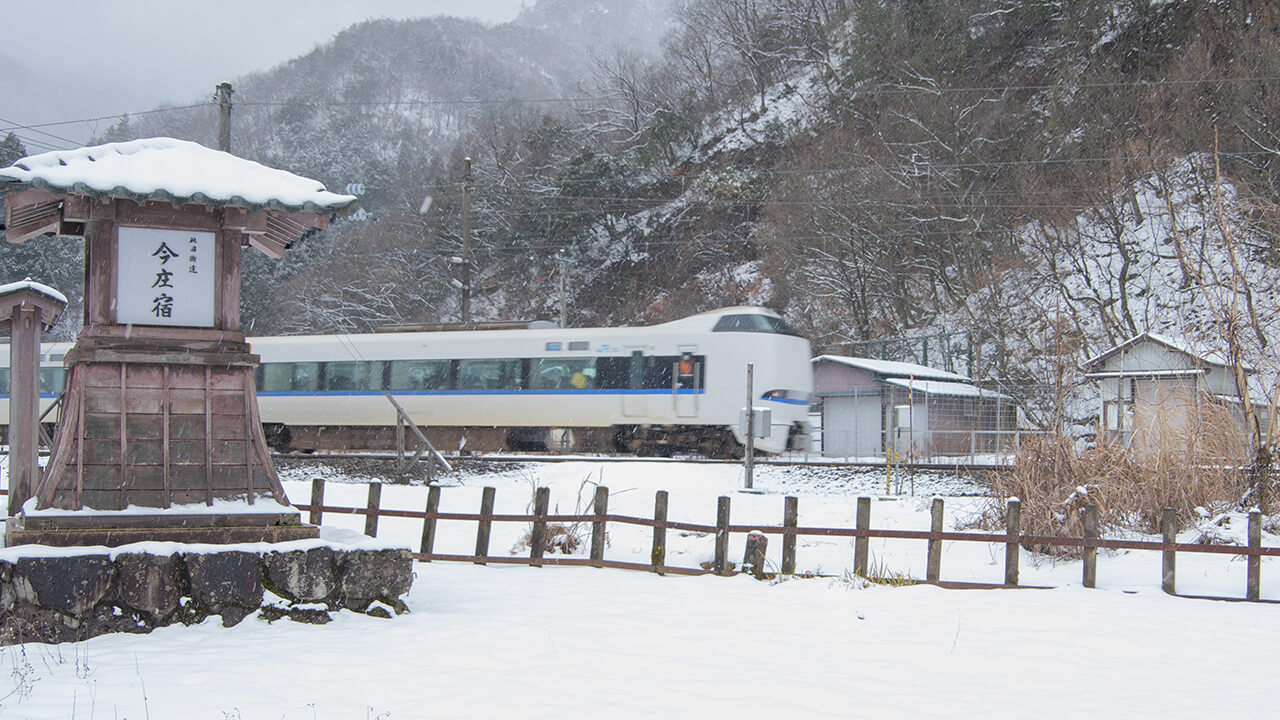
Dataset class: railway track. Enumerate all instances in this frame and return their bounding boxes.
[270,450,1012,473]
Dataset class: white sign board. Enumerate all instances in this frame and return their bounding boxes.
[116,226,215,328]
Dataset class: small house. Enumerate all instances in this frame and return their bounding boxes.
[1083,332,1266,448]
[812,356,1016,461]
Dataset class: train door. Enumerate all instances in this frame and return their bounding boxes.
[674,347,699,418]
[622,349,647,417]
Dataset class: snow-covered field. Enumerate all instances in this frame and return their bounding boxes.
[1,457,1277,718]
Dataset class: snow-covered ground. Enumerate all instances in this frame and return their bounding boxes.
[1,456,1276,718]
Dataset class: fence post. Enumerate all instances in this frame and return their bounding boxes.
[714,495,731,576]
[420,485,441,559]
[1161,507,1176,595]
[364,482,382,538]
[1083,504,1098,589]
[1248,509,1262,601]
[926,497,944,584]
[1004,498,1020,586]
[652,490,668,574]
[854,496,871,577]
[591,485,609,567]
[475,486,496,565]
[530,486,550,567]
[743,531,768,580]
[782,495,798,575]
[309,478,325,526]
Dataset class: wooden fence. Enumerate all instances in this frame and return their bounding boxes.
[299,479,1280,602]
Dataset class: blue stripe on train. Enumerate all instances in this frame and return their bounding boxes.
[255,388,708,397]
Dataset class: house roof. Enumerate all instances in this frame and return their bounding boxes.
[1081,332,1242,372]
[812,354,971,383]
[879,377,1013,400]
[0,138,358,215]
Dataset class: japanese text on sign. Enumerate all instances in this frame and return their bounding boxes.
[116,227,215,327]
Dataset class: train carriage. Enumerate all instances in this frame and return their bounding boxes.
[1,307,813,457]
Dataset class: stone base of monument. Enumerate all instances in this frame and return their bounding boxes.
[5,509,319,547]
[0,540,413,645]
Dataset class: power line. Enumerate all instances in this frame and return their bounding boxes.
[0,116,79,152]
[4,72,1277,137]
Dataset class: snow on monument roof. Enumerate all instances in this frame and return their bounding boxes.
[0,137,358,214]
[0,277,67,304]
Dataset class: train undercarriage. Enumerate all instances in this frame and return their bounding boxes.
[262,422,752,459]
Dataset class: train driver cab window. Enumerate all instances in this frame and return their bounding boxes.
[531,358,595,390]
[388,359,450,391]
[712,313,801,336]
[263,362,321,392]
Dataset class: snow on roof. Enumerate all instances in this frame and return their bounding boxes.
[813,354,971,382]
[1082,331,1235,370]
[879,377,1012,400]
[0,277,67,304]
[0,138,358,214]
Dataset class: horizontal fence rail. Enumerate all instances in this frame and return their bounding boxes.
[293,479,1278,603]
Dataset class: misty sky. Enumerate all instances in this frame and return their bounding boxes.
[2,0,529,148]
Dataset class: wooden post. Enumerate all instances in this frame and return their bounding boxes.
[590,485,609,567]
[475,486,496,565]
[1248,509,1262,601]
[854,496,871,577]
[714,495,731,576]
[744,364,755,489]
[926,497,944,584]
[530,486,550,567]
[782,495,798,575]
[4,296,61,517]
[309,478,325,526]
[420,485,441,559]
[1161,507,1176,595]
[742,531,768,580]
[651,490,668,574]
[364,482,382,538]
[1004,498,1020,586]
[1083,504,1098,588]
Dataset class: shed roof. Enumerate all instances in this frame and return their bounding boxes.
[879,377,1012,400]
[0,138,358,215]
[812,354,970,383]
[1082,331,1236,372]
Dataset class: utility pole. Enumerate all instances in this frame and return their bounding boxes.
[461,156,472,325]
[745,363,755,489]
[557,249,568,328]
[215,83,233,153]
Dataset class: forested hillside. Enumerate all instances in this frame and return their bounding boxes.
[4,0,1279,427]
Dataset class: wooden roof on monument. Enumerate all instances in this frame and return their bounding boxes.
[0,138,359,254]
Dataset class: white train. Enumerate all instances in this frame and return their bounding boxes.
[1,307,813,456]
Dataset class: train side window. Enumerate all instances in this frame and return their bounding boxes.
[0,368,8,395]
[531,358,595,390]
[388,359,451,390]
[643,356,675,389]
[325,361,377,391]
[39,367,67,395]
[595,357,630,389]
[458,359,523,390]
[263,362,321,392]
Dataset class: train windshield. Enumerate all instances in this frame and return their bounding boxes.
[711,313,801,336]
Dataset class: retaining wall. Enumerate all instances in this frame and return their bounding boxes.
[0,541,413,644]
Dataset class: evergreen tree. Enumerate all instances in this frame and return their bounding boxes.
[0,132,26,166]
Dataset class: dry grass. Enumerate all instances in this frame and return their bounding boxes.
[975,399,1250,557]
